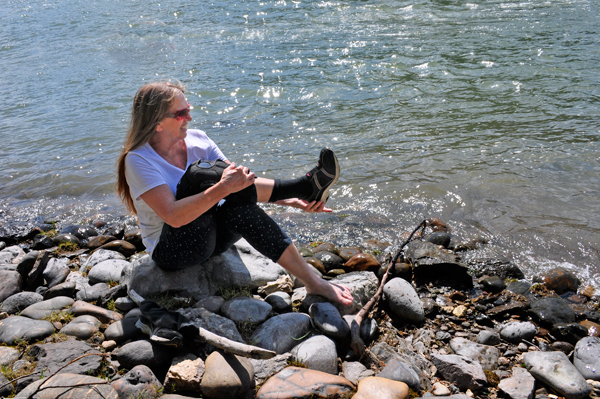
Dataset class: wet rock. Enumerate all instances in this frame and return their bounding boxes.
[98,239,137,257]
[314,251,344,270]
[430,353,487,391]
[342,361,375,385]
[581,320,600,337]
[291,335,338,374]
[553,323,589,345]
[353,376,409,399]
[313,242,337,254]
[87,235,117,250]
[467,257,525,280]
[406,241,472,290]
[477,330,500,346]
[29,340,103,375]
[16,373,118,399]
[221,297,272,324]
[376,358,421,390]
[104,317,142,343]
[326,268,346,278]
[523,351,591,399]
[112,365,163,399]
[124,229,145,251]
[20,296,74,319]
[255,366,354,399]
[164,354,205,393]
[194,296,225,313]
[88,259,129,285]
[306,257,326,274]
[450,337,500,370]
[478,275,506,293]
[32,234,54,250]
[344,253,380,272]
[43,281,76,300]
[70,300,123,323]
[117,339,175,371]
[383,277,425,324]
[59,225,98,240]
[309,302,349,339]
[177,307,244,343]
[488,300,530,319]
[15,250,38,278]
[251,313,312,354]
[339,247,362,262]
[52,233,81,247]
[76,282,110,302]
[497,367,536,399]
[500,321,538,344]
[60,315,102,340]
[507,280,532,295]
[552,341,575,355]
[0,270,22,302]
[543,267,580,294]
[530,297,576,328]
[573,336,600,380]
[0,292,43,314]
[201,351,254,399]
[265,291,292,312]
[426,231,452,248]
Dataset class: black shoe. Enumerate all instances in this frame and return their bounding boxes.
[305,147,340,203]
[135,316,184,348]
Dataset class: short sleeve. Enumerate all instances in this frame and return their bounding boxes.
[125,153,167,200]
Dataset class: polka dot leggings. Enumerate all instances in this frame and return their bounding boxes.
[152,201,292,270]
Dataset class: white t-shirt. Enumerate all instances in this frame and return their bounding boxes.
[124,129,227,255]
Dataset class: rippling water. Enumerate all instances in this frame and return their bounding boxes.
[1,0,599,287]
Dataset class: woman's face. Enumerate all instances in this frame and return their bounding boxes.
[156,91,192,141]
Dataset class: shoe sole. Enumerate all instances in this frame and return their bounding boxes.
[313,150,340,203]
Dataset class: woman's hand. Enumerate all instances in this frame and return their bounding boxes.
[219,162,256,194]
[274,198,332,213]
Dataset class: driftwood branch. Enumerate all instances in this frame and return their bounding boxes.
[198,327,276,359]
[350,219,428,358]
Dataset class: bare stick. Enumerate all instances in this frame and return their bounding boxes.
[350,220,427,358]
[198,327,276,359]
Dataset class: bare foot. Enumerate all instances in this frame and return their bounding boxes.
[306,280,354,306]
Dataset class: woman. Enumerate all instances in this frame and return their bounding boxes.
[117,81,353,306]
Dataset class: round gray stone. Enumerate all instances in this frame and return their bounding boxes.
[0,292,43,315]
[117,339,175,371]
[290,335,338,374]
[573,336,600,380]
[265,291,292,312]
[0,316,54,345]
[19,296,74,320]
[450,337,500,371]
[376,358,421,390]
[499,321,537,344]
[309,302,349,339]
[81,249,126,274]
[60,315,102,340]
[383,277,425,323]
[220,297,272,324]
[251,313,312,354]
[88,259,130,285]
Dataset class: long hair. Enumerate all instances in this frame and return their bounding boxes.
[116,81,186,214]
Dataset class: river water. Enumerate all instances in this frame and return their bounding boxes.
[1,0,599,288]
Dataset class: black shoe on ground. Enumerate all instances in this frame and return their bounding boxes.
[305,147,340,204]
[135,316,184,348]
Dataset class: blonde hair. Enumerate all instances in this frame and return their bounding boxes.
[116,81,186,214]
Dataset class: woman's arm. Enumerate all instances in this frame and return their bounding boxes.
[141,163,255,227]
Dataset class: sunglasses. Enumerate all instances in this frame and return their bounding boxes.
[166,102,191,121]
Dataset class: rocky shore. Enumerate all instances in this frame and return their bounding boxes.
[0,213,599,399]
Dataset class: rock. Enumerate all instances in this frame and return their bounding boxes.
[0,316,54,344]
[313,243,337,254]
[523,351,592,399]
[530,297,576,328]
[32,234,54,250]
[573,337,600,380]
[314,251,344,270]
[543,267,580,294]
[60,315,102,340]
[19,296,74,319]
[507,281,532,295]
[383,277,425,324]
[432,381,452,395]
[291,335,338,374]
[52,233,81,247]
[251,313,312,354]
[309,302,350,339]
[552,341,575,355]
[201,351,254,399]
[406,241,473,290]
[339,247,362,262]
[127,239,288,300]
[257,274,294,295]
[124,229,144,251]
[117,340,175,371]
[478,275,506,293]
[24,250,50,291]
[376,358,421,390]
[265,291,292,312]
[104,318,142,343]
[344,253,380,272]
[29,340,103,375]
[76,282,110,302]
[467,257,525,280]
[305,257,326,274]
[66,270,91,291]
[581,320,600,337]
[255,366,354,399]
[0,246,25,263]
[59,225,98,240]
[342,361,375,385]
[499,321,537,344]
[88,259,129,285]
[221,297,272,324]
[70,300,123,323]
[16,250,39,279]
[250,353,291,384]
[99,240,137,257]
[477,330,500,346]
[0,292,43,314]
[177,307,244,343]
[42,258,70,289]
[0,346,19,366]
[112,365,163,399]
[430,353,487,391]
[0,270,22,302]
[450,337,500,370]
[15,373,118,399]
[553,323,589,345]
[194,296,225,313]
[498,367,536,399]
[353,376,409,399]
[371,342,434,390]
[81,249,126,273]
[44,281,76,300]
[87,235,117,250]
[164,354,205,393]
[343,315,379,344]
[114,297,137,312]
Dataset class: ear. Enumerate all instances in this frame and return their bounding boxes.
[155,122,164,133]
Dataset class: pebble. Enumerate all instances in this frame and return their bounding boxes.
[201,351,254,399]
[477,330,500,346]
[432,381,451,396]
[500,321,537,343]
